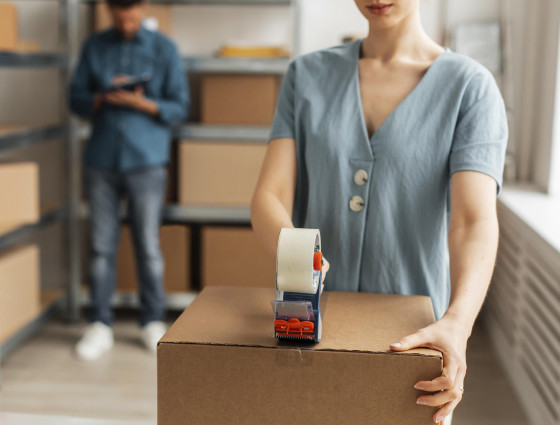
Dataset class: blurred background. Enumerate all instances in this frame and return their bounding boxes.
[0,0,558,424]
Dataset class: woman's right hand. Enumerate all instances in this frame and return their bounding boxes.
[320,257,330,293]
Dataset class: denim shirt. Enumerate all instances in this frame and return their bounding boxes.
[69,27,189,171]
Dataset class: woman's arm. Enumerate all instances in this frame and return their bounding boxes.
[445,170,499,333]
[251,137,331,285]
[391,170,499,424]
[251,138,298,257]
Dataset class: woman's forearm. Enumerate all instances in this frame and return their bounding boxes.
[444,217,499,336]
[251,190,295,258]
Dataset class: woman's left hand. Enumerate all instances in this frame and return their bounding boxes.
[389,315,470,424]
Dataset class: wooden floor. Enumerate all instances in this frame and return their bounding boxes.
[0,312,530,425]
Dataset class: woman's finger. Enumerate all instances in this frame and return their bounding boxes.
[321,258,330,284]
[432,391,463,424]
[416,386,461,407]
[390,328,429,351]
[416,348,460,392]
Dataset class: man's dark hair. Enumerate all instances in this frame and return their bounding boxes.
[107,0,146,8]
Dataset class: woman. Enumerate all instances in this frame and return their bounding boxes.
[251,1,508,424]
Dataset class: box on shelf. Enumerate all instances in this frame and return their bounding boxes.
[0,3,18,51]
[218,43,290,58]
[117,224,191,292]
[0,162,39,234]
[202,226,275,288]
[158,287,443,425]
[0,245,40,343]
[16,40,40,53]
[178,141,266,207]
[201,74,279,125]
[94,3,172,36]
[0,140,65,211]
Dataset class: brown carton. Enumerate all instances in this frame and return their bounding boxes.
[201,74,279,125]
[0,245,40,343]
[202,226,275,288]
[158,287,443,425]
[117,224,191,292]
[0,162,39,234]
[0,3,18,51]
[94,3,172,36]
[178,141,266,206]
[0,140,65,211]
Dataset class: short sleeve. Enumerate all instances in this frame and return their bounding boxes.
[268,60,296,143]
[449,70,508,195]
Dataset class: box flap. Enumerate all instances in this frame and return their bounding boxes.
[161,286,441,358]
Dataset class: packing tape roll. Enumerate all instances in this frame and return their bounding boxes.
[276,228,321,294]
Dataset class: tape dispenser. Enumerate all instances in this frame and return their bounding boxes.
[271,228,323,342]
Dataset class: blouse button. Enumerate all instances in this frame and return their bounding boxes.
[349,196,365,212]
[354,169,368,185]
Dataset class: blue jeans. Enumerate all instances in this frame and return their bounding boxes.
[85,165,167,327]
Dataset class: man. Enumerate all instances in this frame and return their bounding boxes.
[69,0,188,360]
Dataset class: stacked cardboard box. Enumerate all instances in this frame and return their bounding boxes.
[0,162,39,234]
[178,141,266,206]
[0,245,40,343]
[117,224,191,292]
[0,3,18,51]
[202,226,275,288]
[201,74,279,125]
[0,140,65,211]
[158,287,443,425]
[0,3,40,52]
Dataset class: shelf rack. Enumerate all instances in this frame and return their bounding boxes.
[0,0,77,362]
[1,0,299,359]
[177,124,270,143]
[0,125,66,153]
[0,52,65,68]
[184,56,290,74]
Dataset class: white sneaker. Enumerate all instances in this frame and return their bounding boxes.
[141,321,167,353]
[75,321,114,361]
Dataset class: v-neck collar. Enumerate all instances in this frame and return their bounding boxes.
[353,38,449,143]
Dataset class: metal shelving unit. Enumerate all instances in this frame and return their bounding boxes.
[163,0,298,293]
[0,125,66,153]
[0,52,65,68]
[0,0,297,359]
[163,205,250,225]
[184,56,290,74]
[0,0,78,361]
[0,206,69,253]
[177,124,270,143]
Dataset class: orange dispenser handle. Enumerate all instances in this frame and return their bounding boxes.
[313,251,323,271]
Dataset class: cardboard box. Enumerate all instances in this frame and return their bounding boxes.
[16,40,40,53]
[0,162,39,234]
[0,245,40,343]
[158,287,443,425]
[0,140,65,211]
[201,74,279,125]
[94,3,172,36]
[0,3,18,51]
[178,141,266,206]
[117,224,191,292]
[202,226,275,288]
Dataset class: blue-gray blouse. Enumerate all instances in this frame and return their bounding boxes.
[268,38,508,320]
